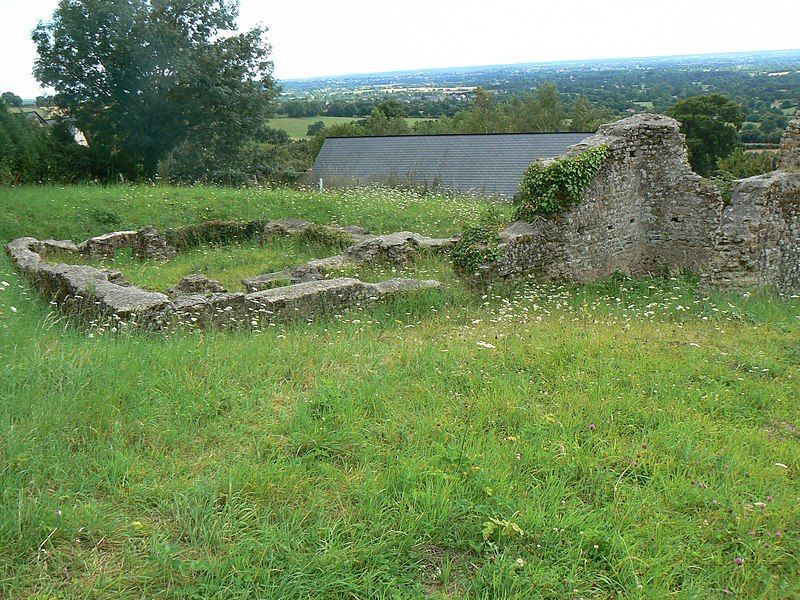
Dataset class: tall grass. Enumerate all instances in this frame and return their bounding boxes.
[0,185,798,598]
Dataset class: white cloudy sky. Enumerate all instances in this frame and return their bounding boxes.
[1,0,799,97]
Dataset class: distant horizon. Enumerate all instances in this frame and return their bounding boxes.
[3,0,800,97]
[277,48,800,84]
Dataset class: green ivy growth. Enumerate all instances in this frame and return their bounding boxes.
[450,206,505,275]
[514,144,608,220]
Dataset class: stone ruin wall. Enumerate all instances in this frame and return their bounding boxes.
[711,170,800,292]
[5,222,452,331]
[492,113,800,295]
[779,114,800,172]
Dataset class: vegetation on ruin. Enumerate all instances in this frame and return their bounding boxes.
[450,206,506,275]
[1,185,798,598]
[514,145,609,220]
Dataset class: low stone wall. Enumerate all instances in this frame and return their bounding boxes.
[243,231,457,292]
[6,237,172,329]
[5,228,442,331]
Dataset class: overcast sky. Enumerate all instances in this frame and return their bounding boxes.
[1,0,799,98]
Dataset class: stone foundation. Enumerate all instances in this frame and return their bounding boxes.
[5,226,443,331]
[243,231,457,292]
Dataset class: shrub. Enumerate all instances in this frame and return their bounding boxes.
[451,206,505,275]
[716,147,775,179]
[514,145,608,220]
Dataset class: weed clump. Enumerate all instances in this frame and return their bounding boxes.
[450,206,506,275]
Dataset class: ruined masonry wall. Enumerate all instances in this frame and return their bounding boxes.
[494,114,724,282]
[492,113,800,294]
[712,172,800,292]
[779,114,800,171]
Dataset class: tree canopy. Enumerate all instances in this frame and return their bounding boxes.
[33,0,277,178]
[1,92,24,108]
[667,94,745,176]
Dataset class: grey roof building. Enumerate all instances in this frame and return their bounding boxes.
[312,132,592,197]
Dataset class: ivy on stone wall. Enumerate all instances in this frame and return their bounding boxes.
[514,144,608,220]
[450,206,505,275]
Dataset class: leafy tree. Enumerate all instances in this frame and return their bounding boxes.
[451,87,500,133]
[569,95,615,132]
[35,95,53,108]
[373,99,406,119]
[282,100,322,118]
[716,147,775,178]
[1,92,23,107]
[0,98,91,184]
[667,94,745,176]
[361,104,409,136]
[525,83,566,132]
[33,0,276,179]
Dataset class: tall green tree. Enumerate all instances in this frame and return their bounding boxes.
[525,83,566,132]
[569,95,615,132]
[33,0,277,178]
[667,94,745,176]
[451,87,500,133]
[0,92,23,108]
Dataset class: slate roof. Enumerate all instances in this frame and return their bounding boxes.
[312,132,592,197]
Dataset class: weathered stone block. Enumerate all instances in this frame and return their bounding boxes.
[168,274,227,297]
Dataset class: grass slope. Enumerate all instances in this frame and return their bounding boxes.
[0,185,799,598]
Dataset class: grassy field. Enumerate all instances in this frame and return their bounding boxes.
[270,116,436,138]
[1,185,799,598]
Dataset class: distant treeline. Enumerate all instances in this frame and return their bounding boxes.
[282,67,800,145]
[306,85,615,154]
[281,97,464,119]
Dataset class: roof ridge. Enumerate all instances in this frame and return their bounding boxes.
[324,131,594,140]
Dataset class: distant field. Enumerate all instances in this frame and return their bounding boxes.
[270,116,436,138]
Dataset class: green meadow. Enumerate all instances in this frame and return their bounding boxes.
[0,185,798,598]
[270,116,435,138]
